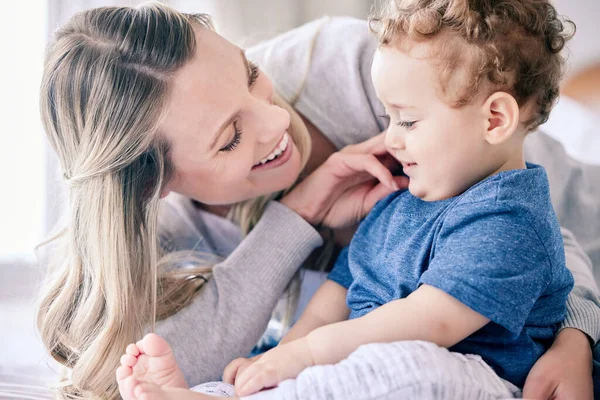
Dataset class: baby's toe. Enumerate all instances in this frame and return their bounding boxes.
[142,333,172,357]
[126,343,140,356]
[121,353,138,367]
[116,365,132,381]
[120,375,139,400]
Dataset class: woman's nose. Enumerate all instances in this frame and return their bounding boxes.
[253,102,291,144]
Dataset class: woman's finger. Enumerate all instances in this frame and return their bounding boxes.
[341,132,388,155]
[329,153,398,191]
[362,176,409,214]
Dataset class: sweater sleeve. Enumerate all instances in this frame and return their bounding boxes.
[559,227,600,344]
[156,201,323,386]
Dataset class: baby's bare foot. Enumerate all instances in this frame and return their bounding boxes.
[117,333,187,392]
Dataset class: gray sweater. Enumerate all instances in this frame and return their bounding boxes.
[157,17,600,387]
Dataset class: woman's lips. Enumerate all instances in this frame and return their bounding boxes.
[251,133,293,172]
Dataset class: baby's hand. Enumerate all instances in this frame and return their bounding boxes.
[223,356,257,385]
[233,339,314,396]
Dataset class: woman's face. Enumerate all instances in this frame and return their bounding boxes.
[159,25,302,205]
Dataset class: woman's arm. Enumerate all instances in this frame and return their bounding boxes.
[158,139,400,386]
[156,201,323,386]
[222,279,349,384]
[523,228,599,400]
[560,228,600,342]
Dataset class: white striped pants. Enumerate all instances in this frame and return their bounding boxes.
[193,340,521,400]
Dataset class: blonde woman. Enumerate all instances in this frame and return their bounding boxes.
[37,2,600,400]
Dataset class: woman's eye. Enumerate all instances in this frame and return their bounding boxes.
[397,120,417,129]
[219,122,242,152]
[248,61,259,87]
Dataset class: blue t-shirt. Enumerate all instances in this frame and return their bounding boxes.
[328,164,574,387]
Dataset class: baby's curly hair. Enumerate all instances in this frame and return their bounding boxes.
[370,0,575,130]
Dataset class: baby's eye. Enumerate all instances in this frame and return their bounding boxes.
[397,120,416,129]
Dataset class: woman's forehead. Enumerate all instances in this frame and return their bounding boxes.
[159,26,247,152]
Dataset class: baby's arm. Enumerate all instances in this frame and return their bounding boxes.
[233,284,488,396]
[222,280,348,384]
[304,284,488,365]
[281,280,350,344]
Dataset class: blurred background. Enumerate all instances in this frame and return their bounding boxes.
[0,0,598,397]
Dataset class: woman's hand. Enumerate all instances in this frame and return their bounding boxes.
[281,133,408,229]
[523,328,593,400]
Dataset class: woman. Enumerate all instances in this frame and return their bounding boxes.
[37,3,600,399]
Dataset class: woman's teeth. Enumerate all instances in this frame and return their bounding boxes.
[257,134,289,165]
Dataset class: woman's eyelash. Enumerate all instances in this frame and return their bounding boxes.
[220,61,258,153]
[219,61,258,153]
[220,122,242,152]
[248,61,259,87]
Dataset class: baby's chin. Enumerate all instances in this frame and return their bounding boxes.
[408,182,456,202]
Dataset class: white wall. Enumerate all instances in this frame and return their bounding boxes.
[171,0,599,76]
[552,0,600,77]
[171,0,373,47]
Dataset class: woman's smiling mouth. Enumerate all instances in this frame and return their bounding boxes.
[251,133,292,171]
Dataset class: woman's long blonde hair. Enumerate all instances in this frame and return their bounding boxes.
[37,3,315,399]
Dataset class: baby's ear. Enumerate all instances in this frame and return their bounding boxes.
[481,92,520,145]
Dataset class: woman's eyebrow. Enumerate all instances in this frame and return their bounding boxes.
[241,49,253,87]
[208,50,250,151]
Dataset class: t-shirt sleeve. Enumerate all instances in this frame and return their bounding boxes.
[419,203,554,335]
[328,246,353,289]
[246,17,387,149]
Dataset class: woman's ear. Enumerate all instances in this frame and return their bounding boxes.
[160,178,173,199]
[481,92,520,145]
[160,188,171,199]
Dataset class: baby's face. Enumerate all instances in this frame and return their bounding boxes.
[372,43,496,201]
